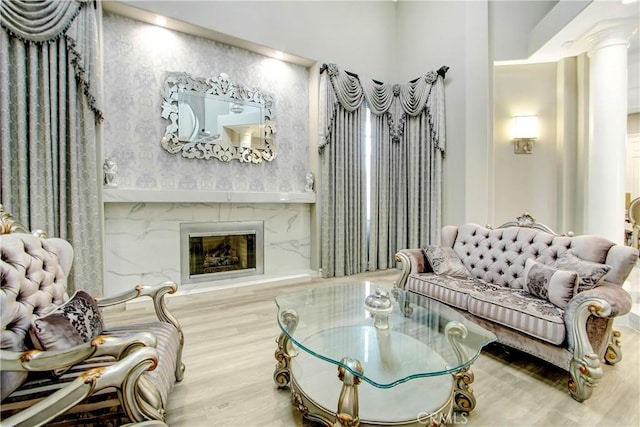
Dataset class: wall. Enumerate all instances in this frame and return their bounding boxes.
[104,1,579,264]
[120,0,396,81]
[489,1,557,62]
[102,13,313,294]
[395,1,490,228]
[102,13,310,192]
[493,62,559,229]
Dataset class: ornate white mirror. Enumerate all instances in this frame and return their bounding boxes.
[161,72,277,163]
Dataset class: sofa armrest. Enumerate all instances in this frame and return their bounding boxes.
[565,283,632,322]
[394,249,429,290]
[1,346,159,427]
[0,332,157,373]
[563,284,631,402]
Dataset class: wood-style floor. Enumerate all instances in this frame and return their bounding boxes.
[104,270,640,427]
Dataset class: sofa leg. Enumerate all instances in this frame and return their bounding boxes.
[568,353,603,402]
[604,329,623,365]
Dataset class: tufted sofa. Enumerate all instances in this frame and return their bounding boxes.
[0,208,185,426]
[394,213,638,402]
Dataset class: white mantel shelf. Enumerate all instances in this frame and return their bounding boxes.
[103,188,316,204]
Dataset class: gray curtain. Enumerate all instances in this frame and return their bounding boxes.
[319,66,368,277]
[0,0,103,296]
[320,64,447,277]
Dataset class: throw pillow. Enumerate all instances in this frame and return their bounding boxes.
[523,259,579,309]
[30,290,104,352]
[554,251,611,293]
[422,245,470,278]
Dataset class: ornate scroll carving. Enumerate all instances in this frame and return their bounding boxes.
[605,329,623,365]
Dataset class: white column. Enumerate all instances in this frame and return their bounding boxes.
[585,23,633,244]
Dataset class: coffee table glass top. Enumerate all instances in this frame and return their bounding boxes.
[275,282,496,388]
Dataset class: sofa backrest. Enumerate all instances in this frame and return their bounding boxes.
[442,223,638,289]
[1,233,72,399]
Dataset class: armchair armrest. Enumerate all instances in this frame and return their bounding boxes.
[0,332,157,373]
[98,282,181,330]
[1,346,159,427]
[98,281,186,382]
[394,249,429,290]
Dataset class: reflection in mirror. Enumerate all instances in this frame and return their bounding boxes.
[161,72,276,163]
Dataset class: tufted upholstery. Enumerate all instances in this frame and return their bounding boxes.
[396,218,638,402]
[0,234,73,399]
[442,224,628,289]
[1,230,184,424]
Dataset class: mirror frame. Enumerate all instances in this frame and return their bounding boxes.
[161,72,277,163]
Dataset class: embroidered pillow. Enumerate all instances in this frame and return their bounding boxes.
[554,251,611,293]
[422,245,470,278]
[30,290,104,352]
[523,259,579,309]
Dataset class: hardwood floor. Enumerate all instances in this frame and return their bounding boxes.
[104,270,640,427]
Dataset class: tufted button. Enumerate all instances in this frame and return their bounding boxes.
[479,254,484,260]
[474,243,479,247]
[470,264,475,269]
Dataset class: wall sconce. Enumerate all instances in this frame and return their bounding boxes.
[512,116,538,154]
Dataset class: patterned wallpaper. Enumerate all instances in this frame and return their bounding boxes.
[102,13,310,193]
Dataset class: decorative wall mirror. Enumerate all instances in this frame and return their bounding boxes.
[161,72,277,163]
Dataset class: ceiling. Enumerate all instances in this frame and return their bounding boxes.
[528,0,639,62]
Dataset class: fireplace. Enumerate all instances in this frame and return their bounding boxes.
[180,221,264,284]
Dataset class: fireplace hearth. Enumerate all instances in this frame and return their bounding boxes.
[180,221,264,284]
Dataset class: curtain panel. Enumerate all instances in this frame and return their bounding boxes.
[0,0,103,296]
[319,63,447,277]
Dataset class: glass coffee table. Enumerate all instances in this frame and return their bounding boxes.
[273,282,496,426]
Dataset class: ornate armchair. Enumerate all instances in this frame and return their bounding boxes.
[0,206,184,426]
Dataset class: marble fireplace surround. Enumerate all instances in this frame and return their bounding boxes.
[103,189,315,298]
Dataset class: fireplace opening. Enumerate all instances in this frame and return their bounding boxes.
[190,233,255,275]
[180,221,264,284]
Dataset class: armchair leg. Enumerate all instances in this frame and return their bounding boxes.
[604,329,623,365]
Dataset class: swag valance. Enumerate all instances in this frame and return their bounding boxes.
[0,0,102,120]
[319,63,447,152]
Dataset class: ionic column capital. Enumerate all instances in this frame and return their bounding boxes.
[586,19,637,55]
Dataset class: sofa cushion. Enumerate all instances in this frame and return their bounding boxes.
[406,274,498,310]
[554,251,611,293]
[468,288,565,345]
[422,245,470,278]
[523,259,578,309]
[30,290,104,352]
[104,322,179,407]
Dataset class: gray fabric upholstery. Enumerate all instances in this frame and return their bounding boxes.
[406,274,497,310]
[1,232,182,423]
[105,322,179,408]
[1,234,71,399]
[422,245,470,277]
[398,221,638,373]
[467,288,566,345]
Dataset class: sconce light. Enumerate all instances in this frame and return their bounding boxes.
[512,116,538,154]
